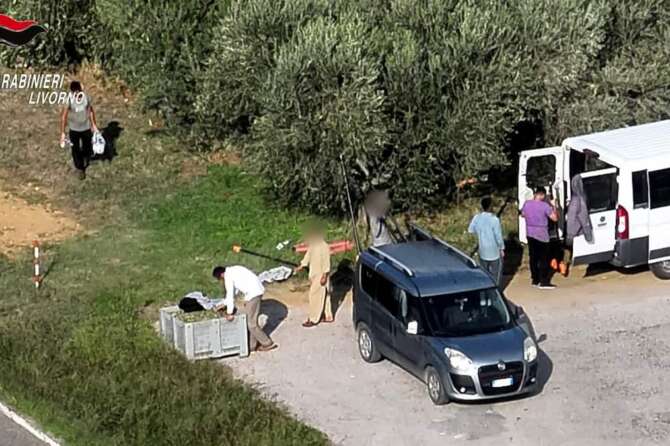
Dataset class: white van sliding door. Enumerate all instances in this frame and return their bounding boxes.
[572,168,618,265]
[648,168,670,262]
[518,147,564,244]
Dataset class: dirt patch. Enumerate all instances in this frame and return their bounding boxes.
[0,190,79,255]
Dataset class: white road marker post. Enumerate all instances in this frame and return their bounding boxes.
[32,240,41,289]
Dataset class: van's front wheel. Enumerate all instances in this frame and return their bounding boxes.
[357,323,381,363]
[650,261,670,280]
[425,366,449,405]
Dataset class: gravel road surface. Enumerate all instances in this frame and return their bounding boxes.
[229,268,670,446]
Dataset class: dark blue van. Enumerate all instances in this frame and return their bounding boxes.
[353,225,538,405]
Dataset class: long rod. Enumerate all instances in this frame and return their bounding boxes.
[233,246,298,267]
[339,154,362,253]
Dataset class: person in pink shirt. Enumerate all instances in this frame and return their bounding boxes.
[522,187,558,289]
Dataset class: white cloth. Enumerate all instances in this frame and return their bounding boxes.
[221,265,265,315]
[258,266,293,284]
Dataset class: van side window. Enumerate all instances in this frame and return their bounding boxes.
[632,170,649,209]
[360,264,377,296]
[649,168,670,209]
[526,155,556,190]
[583,173,617,213]
[376,274,399,317]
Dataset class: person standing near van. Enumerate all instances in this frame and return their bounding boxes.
[60,81,98,180]
[559,175,595,273]
[468,197,505,286]
[294,225,332,327]
[522,187,559,289]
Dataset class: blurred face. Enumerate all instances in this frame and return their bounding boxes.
[535,191,546,200]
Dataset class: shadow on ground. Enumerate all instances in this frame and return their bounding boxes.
[328,259,354,319]
[260,298,287,336]
[93,120,123,162]
[502,231,524,290]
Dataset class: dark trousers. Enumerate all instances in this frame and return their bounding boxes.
[69,129,93,171]
[528,237,550,286]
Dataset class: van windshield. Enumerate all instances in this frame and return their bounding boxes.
[423,288,512,337]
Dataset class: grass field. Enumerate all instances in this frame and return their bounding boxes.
[0,69,520,445]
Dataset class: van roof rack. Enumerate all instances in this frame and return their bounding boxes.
[409,224,478,268]
[369,247,415,277]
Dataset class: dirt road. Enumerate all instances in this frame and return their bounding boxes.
[229,269,670,445]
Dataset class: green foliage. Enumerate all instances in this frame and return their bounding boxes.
[0,0,102,65]
[4,0,670,211]
[94,0,229,128]
[199,0,670,213]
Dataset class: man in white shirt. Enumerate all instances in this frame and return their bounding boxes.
[213,265,277,352]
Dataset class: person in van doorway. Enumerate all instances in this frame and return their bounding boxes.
[60,81,98,180]
[564,175,594,271]
[294,224,332,327]
[522,187,559,289]
[468,197,505,286]
[212,265,278,352]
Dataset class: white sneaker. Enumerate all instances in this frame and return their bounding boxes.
[538,284,556,290]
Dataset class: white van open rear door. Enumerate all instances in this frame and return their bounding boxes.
[518,147,564,244]
[648,168,670,263]
[572,168,618,265]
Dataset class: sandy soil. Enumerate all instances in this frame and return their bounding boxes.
[0,189,78,256]
[229,269,670,446]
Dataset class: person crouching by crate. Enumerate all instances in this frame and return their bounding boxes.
[212,265,278,353]
[294,224,332,327]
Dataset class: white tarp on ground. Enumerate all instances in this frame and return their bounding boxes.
[258,266,293,284]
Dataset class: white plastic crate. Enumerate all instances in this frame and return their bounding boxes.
[159,306,249,360]
[159,306,181,345]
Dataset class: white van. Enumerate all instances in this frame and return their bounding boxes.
[518,120,670,279]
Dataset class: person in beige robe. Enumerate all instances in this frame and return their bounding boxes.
[295,227,332,327]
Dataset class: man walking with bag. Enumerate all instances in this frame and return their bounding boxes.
[213,265,278,352]
[60,81,98,180]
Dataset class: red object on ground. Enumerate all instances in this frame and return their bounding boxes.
[294,240,354,254]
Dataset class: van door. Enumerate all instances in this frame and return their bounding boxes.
[518,147,565,243]
[572,168,618,265]
[647,168,670,262]
[391,290,425,377]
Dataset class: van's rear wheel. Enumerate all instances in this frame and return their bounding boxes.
[357,323,381,363]
[650,261,670,280]
[425,366,449,405]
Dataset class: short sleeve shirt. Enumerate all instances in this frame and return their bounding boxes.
[522,200,553,242]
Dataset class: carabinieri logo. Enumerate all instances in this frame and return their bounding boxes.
[0,14,47,47]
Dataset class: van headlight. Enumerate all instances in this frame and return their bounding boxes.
[444,347,473,372]
[524,337,538,362]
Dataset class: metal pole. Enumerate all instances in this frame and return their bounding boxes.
[32,240,40,289]
[339,154,362,253]
[232,245,299,267]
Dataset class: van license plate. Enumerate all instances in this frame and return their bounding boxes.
[491,377,513,388]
